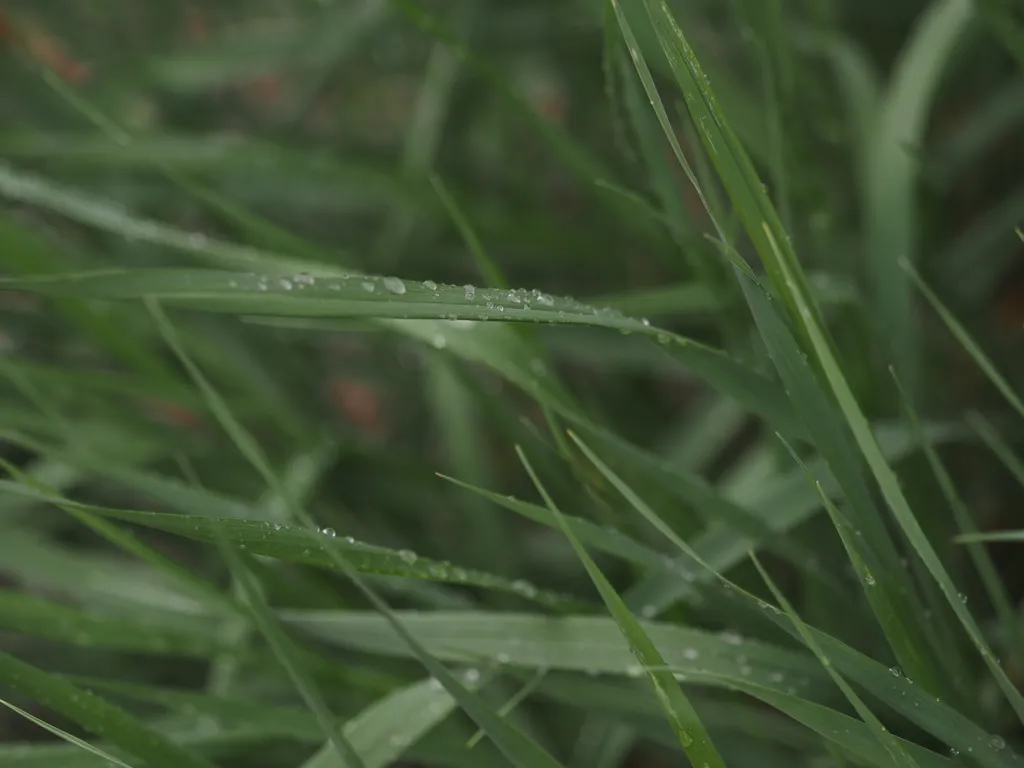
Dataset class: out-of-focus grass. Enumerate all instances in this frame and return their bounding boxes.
[0,1,1022,767]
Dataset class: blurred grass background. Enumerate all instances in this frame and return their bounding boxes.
[0,0,1023,767]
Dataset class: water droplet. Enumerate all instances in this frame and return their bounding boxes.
[362,281,376,293]
[321,527,336,538]
[959,592,968,604]
[679,729,694,747]
[641,604,658,618]
[496,652,510,664]
[536,293,554,306]
[294,272,315,286]
[279,278,293,290]
[683,648,699,661]
[889,667,902,678]
[641,318,651,327]
[864,573,876,586]
[464,668,480,684]
[626,664,644,678]
[990,735,1006,750]
[769,671,785,683]
[383,276,406,295]
[398,549,418,564]
[949,747,960,757]
[422,280,438,290]
[432,334,447,349]
[464,284,476,299]
[511,579,538,598]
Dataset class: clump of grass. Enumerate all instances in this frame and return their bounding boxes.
[0,2,1022,767]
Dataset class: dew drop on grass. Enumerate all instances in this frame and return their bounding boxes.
[536,292,554,306]
[990,735,1006,750]
[362,281,376,293]
[398,549,417,564]
[641,604,657,618]
[432,334,447,349]
[463,668,480,684]
[959,592,968,604]
[511,579,538,598]
[889,667,902,678]
[495,652,510,665]
[422,280,438,291]
[683,648,699,661]
[279,278,294,291]
[464,284,476,299]
[294,272,315,286]
[321,527,336,538]
[383,276,406,295]
[864,573,876,586]
[626,664,644,678]
[720,631,743,645]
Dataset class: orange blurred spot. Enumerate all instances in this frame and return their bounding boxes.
[185,8,208,42]
[6,15,90,83]
[241,74,283,107]
[328,378,386,435]
[148,400,204,430]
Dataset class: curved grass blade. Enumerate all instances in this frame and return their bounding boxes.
[0,650,216,768]
[0,483,574,609]
[862,0,975,393]
[516,446,727,767]
[968,411,1024,491]
[0,165,803,435]
[0,698,134,768]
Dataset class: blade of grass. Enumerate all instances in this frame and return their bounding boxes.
[0,651,216,768]
[0,698,134,768]
[862,0,975,395]
[751,554,918,768]
[516,445,727,766]
[967,411,1024,491]
[903,259,1024,421]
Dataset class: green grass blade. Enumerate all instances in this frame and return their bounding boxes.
[0,651,216,768]
[516,446,727,766]
[968,411,1024,490]
[862,0,975,394]
[0,484,574,609]
[751,554,918,768]
[903,259,1024,422]
[0,697,135,768]
[301,677,466,768]
[220,544,368,768]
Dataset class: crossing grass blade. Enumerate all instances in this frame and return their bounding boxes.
[903,258,1024,421]
[968,411,1024,491]
[751,554,919,768]
[0,650,216,768]
[515,446,727,766]
[562,427,1019,765]
[0,698,134,768]
[143,292,569,768]
[219,542,369,768]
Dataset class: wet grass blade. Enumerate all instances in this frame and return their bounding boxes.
[516,446,727,767]
[0,651,216,768]
[300,677,465,768]
[219,543,368,768]
[751,554,919,768]
[0,698,134,768]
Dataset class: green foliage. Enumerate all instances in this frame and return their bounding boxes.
[0,1,1022,767]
